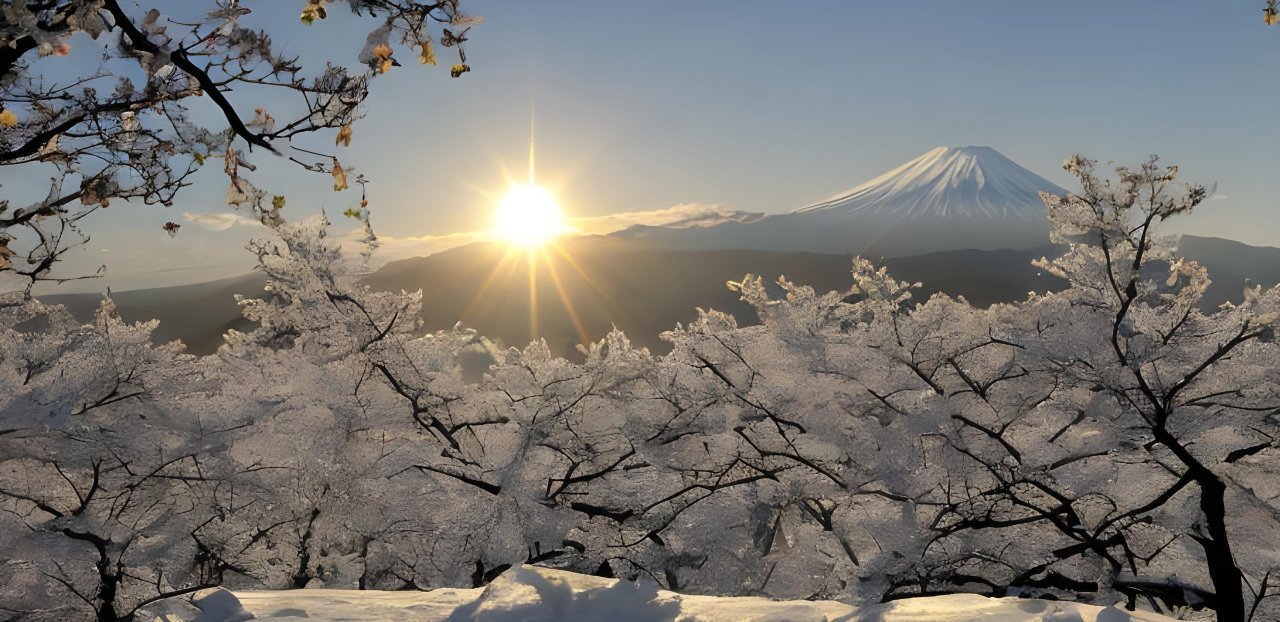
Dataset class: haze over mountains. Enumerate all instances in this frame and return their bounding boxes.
[39,147,1280,358]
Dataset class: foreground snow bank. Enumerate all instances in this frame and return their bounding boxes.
[209,566,1182,622]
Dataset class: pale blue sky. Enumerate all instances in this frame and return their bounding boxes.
[9,1,1279,293]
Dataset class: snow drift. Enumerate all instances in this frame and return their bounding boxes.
[212,565,1179,621]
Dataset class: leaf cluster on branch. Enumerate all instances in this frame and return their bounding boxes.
[0,0,478,291]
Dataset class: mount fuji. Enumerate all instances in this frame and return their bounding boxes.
[617,146,1067,257]
[797,146,1066,220]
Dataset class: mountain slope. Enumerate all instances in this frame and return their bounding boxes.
[40,273,263,353]
[35,236,1279,358]
[363,237,859,356]
[1177,235,1280,310]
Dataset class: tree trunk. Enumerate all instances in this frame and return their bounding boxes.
[1197,476,1245,621]
[96,565,120,622]
[291,508,322,589]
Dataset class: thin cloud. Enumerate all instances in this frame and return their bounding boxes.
[344,203,763,266]
[340,228,486,267]
[183,211,260,231]
[570,203,764,235]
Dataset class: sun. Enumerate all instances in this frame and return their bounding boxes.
[493,182,566,248]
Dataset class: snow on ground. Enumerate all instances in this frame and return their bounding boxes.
[177,565,1184,622]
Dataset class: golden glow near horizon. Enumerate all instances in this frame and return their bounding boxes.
[492,182,566,248]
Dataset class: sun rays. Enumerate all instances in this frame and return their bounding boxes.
[459,244,600,348]
[464,110,606,348]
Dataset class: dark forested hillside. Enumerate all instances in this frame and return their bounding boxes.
[39,235,1280,357]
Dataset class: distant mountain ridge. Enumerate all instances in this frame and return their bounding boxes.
[37,235,1280,358]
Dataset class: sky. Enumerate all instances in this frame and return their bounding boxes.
[7,1,1279,294]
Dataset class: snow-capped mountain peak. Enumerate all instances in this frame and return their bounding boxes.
[795,146,1067,220]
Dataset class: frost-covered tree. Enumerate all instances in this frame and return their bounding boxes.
[3,154,1277,621]
[0,294,242,621]
[197,215,433,590]
[832,157,1280,620]
[199,215,543,591]
[628,157,1280,619]
[214,220,923,597]
[0,0,478,288]
[1009,157,1279,619]
[614,283,934,599]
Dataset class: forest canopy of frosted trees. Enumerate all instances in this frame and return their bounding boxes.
[2,157,1278,622]
[3,3,1280,621]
